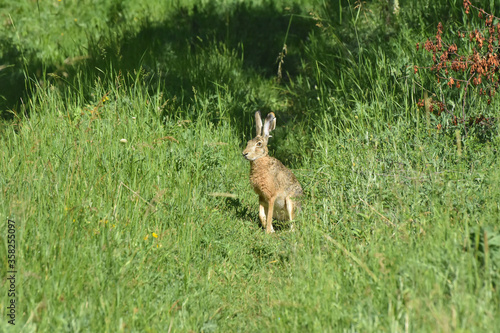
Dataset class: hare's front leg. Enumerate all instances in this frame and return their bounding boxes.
[258,201,267,229]
[265,197,276,234]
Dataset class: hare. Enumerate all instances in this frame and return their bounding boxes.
[242,111,303,233]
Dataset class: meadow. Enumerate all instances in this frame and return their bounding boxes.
[1,0,499,331]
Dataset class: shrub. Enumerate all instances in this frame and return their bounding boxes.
[415,0,498,134]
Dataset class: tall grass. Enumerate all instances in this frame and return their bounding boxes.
[1,0,499,331]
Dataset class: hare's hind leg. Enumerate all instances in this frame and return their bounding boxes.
[285,196,295,231]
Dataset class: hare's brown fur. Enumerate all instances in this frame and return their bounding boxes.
[242,111,303,233]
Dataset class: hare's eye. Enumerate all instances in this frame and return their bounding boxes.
[256,141,262,147]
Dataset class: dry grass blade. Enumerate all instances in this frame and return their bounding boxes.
[324,234,379,283]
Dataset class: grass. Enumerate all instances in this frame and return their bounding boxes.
[1,0,500,332]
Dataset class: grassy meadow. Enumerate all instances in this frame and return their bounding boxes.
[1,0,500,331]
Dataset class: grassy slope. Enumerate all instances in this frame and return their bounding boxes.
[1,0,500,332]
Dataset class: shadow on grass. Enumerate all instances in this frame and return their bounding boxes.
[1,1,314,126]
[4,0,486,141]
[0,37,46,120]
[224,197,254,222]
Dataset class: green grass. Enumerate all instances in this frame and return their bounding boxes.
[1,0,500,332]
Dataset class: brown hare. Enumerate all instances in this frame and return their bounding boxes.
[242,111,303,233]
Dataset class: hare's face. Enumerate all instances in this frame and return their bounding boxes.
[242,136,268,161]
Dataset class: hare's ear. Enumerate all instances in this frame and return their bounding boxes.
[263,112,276,138]
[255,111,263,136]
